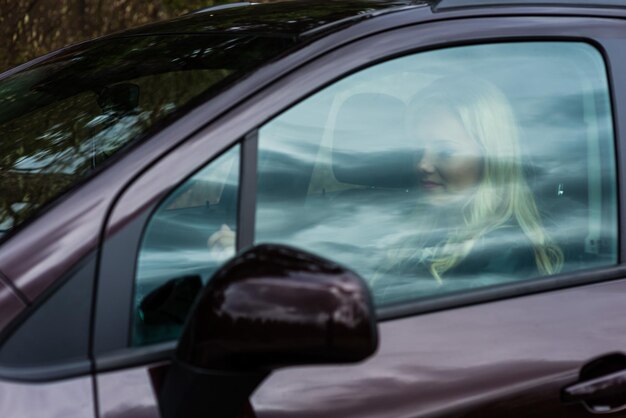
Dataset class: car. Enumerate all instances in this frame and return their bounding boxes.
[1,0,626,417]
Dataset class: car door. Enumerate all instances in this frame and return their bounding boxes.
[94,14,626,418]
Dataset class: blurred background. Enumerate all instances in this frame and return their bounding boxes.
[0,0,257,72]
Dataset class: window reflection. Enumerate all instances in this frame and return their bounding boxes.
[387,77,563,286]
[0,32,293,236]
[256,42,617,307]
[134,146,240,346]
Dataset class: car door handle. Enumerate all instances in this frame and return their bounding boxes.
[562,368,626,414]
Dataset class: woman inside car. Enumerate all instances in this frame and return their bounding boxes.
[381,77,563,287]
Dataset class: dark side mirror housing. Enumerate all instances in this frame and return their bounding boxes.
[159,244,378,418]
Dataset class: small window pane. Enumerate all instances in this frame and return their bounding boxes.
[255,42,617,308]
[133,146,239,346]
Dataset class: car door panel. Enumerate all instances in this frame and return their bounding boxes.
[0,376,94,418]
[247,16,626,418]
[93,14,626,418]
[97,366,160,418]
[252,277,626,417]
[96,276,626,418]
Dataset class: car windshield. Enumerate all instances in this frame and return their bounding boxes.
[0,32,295,237]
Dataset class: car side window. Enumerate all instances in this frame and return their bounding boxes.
[132,146,239,346]
[255,42,617,307]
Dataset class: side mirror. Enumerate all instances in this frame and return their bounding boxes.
[159,244,378,418]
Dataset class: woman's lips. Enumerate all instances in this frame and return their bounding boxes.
[421,181,442,190]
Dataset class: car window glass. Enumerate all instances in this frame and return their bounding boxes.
[0,32,294,237]
[133,146,239,346]
[255,42,617,308]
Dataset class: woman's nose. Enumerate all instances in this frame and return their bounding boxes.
[418,149,436,173]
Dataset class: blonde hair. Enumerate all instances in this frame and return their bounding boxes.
[406,77,563,282]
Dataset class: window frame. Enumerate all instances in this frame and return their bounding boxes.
[93,15,626,373]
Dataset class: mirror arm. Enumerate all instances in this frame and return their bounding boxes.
[159,360,268,418]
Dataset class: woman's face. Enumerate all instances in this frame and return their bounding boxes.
[413,107,483,206]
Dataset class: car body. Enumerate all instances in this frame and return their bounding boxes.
[2,0,626,417]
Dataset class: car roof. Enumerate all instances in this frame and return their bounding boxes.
[119,1,433,39]
[434,0,626,11]
[113,0,626,43]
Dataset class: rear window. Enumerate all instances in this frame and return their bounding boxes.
[0,33,294,237]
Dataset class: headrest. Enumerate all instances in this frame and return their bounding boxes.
[331,93,415,189]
